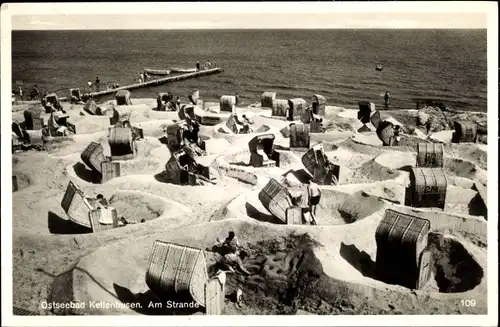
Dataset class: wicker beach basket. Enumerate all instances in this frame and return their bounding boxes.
[25,129,45,147]
[156,92,172,111]
[70,88,81,100]
[116,90,132,106]
[89,207,118,232]
[409,167,447,209]
[370,110,381,129]
[167,123,185,149]
[376,121,395,146]
[81,142,107,173]
[289,123,310,149]
[83,99,98,115]
[108,127,135,157]
[165,154,183,184]
[248,134,275,153]
[302,145,340,185]
[146,241,208,307]
[101,161,121,183]
[357,100,375,124]
[261,92,276,109]
[272,99,289,117]
[61,181,93,228]
[204,277,225,315]
[287,98,306,121]
[110,105,132,126]
[189,90,200,105]
[258,178,292,223]
[219,95,236,113]
[375,209,431,289]
[312,94,326,116]
[452,121,477,143]
[225,114,241,134]
[416,143,444,168]
[23,106,44,130]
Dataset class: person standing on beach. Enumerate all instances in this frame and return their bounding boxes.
[384,91,391,108]
[235,92,240,105]
[18,86,23,101]
[307,177,321,217]
[95,77,100,92]
[176,97,181,111]
[196,61,200,71]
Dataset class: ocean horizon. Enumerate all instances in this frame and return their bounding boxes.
[11,29,487,111]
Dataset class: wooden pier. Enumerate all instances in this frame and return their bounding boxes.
[60,67,224,100]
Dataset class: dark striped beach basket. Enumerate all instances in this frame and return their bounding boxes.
[375,209,431,289]
[108,127,135,157]
[287,98,306,121]
[416,143,444,168]
[290,123,310,149]
[272,99,289,117]
[409,167,447,209]
[261,92,276,108]
[312,94,326,116]
[81,142,107,173]
[452,121,477,143]
[219,95,236,112]
[258,178,291,223]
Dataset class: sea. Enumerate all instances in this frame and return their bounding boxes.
[11,29,487,112]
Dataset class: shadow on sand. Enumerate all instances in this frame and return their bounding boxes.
[48,211,92,235]
[73,162,100,184]
[339,242,375,278]
[245,202,285,225]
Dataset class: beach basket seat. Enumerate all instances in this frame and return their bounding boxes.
[289,123,310,150]
[83,99,98,115]
[302,144,340,185]
[25,129,46,148]
[189,90,200,105]
[219,95,236,113]
[376,121,395,146]
[416,143,444,168]
[81,142,107,173]
[225,114,243,134]
[69,88,81,103]
[108,127,136,160]
[261,92,276,109]
[370,110,381,129]
[248,134,279,167]
[156,92,173,111]
[61,181,94,229]
[110,105,132,126]
[166,122,186,150]
[312,94,326,116]
[24,106,44,130]
[310,114,324,133]
[407,168,447,209]
[287,98,307,121]
[165,149,199,185]
[452,121,477,143]
[258,178,292,223]
[44,93,63,111]
[101,161,121,183]
[375,209,431,290]
[357,101,376,124]
[89,207,119,232]
[271,99,289,117]
[115,90,132,106]
[146,241,225,314]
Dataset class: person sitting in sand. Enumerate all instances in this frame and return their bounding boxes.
[220,250,251,275]
[96,194,108,208]
[217,231,240,251]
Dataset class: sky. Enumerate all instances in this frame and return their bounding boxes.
[2,2,493,30]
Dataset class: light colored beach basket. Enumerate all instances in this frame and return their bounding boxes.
[258,178,292,223]
[23,106,44,130]
[312,94,326,116]
[416,143,444,168]
[81,142,107,173]
[25,129,45,147]
[115,90,132,106]
[146,241,209,307]
[61,181,93,228]
[286,207,303,225]
[219,95,236,113]
[108,127,135,157]
[409,167,447,209]
[287,98,307,121]
[101,161,121,183]
[452,121,477,143]
[89,207,119,232]
[375,209,431,289]
[272,99,289,117]
[261,92,276,109]
[289,123,310,149]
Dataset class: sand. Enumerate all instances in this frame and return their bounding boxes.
[10,101,489,316]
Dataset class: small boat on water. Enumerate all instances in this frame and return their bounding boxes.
[170,67,198,73]
[375,64,383,71]
[144,68,171,76]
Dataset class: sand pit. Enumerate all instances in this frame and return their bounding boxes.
[109,191,165,223]
[220,188,386,226]
[444,158,487,185]
[374,151,416,171]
